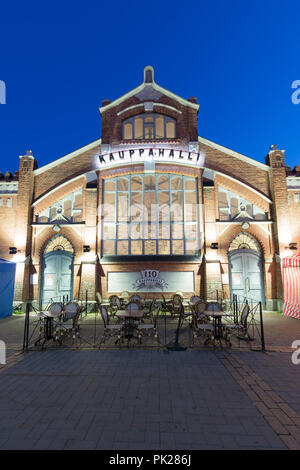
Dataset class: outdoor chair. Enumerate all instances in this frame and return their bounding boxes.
[99,305,123,346]
[56,302,81,344]
[137,306,161,345]
[108,295,121,317]
[224,303,251,341]
[129,294,142,305]
[190,295,202,305]
[120,291,129,308]
[191,300,207,323]
[143,298,156,320]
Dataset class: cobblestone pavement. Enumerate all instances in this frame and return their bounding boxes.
[0,349,299,450]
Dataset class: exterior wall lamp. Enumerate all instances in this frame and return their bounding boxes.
[83,245,91,252]
[210,243,218,249]
[9,247,17,254]
[289,242,298,250]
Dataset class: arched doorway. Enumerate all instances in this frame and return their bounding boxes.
[40,235,74,307]
[228,232,265,303]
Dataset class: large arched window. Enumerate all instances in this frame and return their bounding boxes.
[122,114,176,140]
[102,173,199,256]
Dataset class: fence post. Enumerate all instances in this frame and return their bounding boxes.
[259,301,265,352]
[23,303,30,352]
[86,290,88,314]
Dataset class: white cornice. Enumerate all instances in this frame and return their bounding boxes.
[33,139,102,176]
[100,82,199,114]
[198,136,270,172]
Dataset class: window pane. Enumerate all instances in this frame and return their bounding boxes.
[103,224,116,240]
[185,192,197,221]
[156,117,164,138]
[117,241,128,255]
[172,240,184,254]
[185,178,196,191]
[144,223,157,239]
[118,192,129,221]
[185,223,197,239]
[230,197,239,218]
[131,175,142,191]
[131,192,143,222]
[145,125,154,139]
[74,192,83,209]
[130,222,142,240]
[172,223,184,239]
[144,240,156,255]
[103,193,115,221]
[105,180,115,191]
[158,175,169,190]
[171,177,182,190]
[118,178,129,191]
[171,192,183,221]
[159,240,170,254]
[64,199,72,219]
[131,240,142,255]
[159,223,170,239]
[124,122,133,139]
[144,175,155,190]
[134,117,143,139]
[117,224,128,239]
[158,192,170,221]
[103,241,115,255]
[144,192,156,222]
[166,121,175,138]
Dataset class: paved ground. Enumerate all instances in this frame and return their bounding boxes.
[0,348,299,450]
[0,312,300,450]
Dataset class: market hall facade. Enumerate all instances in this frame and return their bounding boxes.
[1,66,300,310]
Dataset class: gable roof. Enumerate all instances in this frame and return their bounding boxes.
[99,66,199,114]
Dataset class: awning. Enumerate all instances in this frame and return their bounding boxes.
[282,253,300,319]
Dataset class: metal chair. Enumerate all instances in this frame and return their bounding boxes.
[137,306,161,345]
[57,302,81,344]
[99,305,123,346]
[224,303,251,340]
[108,295,121,317]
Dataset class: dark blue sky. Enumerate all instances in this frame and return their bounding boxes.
[0,0,299,174]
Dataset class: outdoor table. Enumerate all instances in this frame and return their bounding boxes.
[203,310,228,342]
[116,310,144,345]
[35,311,63,346]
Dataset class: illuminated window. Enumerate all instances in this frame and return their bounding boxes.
[37,189,83,223]
[217,187,267,221]
[294,193,299,203]
[102,174,199,256]
[122,114,176,140]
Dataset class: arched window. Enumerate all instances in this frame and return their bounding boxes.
[228,233,260,252]
[122,113,176,140]
[44,235,74,254]
[102,174,199,256]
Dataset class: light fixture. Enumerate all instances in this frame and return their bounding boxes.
[9,247,17,254]
[289,242,297,250]
[83,245,91,253]
[210,243,218,250]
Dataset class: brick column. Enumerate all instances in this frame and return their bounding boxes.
[14,151,35,302]
[266,147,290,305]
[203,184,222,300]
[79,187,97,303]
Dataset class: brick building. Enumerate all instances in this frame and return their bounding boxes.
[1,66,299,310]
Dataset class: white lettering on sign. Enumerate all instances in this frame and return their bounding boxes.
[98,148,204,169]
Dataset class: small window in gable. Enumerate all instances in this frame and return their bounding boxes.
[123,113,176,140]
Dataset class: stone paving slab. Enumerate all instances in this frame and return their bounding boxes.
[0,350,287,450]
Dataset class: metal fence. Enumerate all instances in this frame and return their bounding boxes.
[22,294,266,353]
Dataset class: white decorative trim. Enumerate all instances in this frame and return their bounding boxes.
[214,170,272,204]
[100,81,199,114]
[0,182,18,194]
[198,136,270,171]
[32,174,86,207]
[153,103,182,114]
[117,104,144,116]
[33,139,102,176]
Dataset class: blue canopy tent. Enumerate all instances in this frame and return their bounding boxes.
[0,259,16,318]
